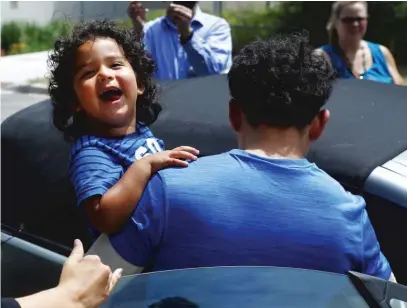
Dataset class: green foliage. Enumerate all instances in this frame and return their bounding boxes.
[2,20,72,54]
[223,9,279,53]
[266,1,407,64]
[1,4,406,64]
[0,11,165,55]
[146,9,166,22]
[115,10,165,30]
[222,2,406,64]
[1,21,23,52]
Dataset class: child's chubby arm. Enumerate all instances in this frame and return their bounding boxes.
[82,146,199,234]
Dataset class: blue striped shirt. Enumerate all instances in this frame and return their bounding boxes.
[69,123,164,236]
[143,6,232,80]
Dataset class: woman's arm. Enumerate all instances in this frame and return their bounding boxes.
[380,45,405,86]
[14,240,121,308]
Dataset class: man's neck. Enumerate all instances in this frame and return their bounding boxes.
[237,126,310,159]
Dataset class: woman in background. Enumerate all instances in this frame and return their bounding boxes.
[319,1,404,85]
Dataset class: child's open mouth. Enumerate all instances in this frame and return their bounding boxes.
[99,87,123,102]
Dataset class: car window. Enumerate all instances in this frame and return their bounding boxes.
[101,266,370,308]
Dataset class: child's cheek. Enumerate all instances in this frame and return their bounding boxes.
[119,72,138,93]
[76,81,95,103]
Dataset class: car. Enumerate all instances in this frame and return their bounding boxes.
[2,75,407,299]
[100,266,406,308]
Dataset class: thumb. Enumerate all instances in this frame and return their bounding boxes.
[68,239,84,262]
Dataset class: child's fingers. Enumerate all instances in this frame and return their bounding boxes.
[169,150,198,161]
[172,146,200,155]
[167,158,189,167]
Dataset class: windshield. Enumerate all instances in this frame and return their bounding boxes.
[100,266,369,308]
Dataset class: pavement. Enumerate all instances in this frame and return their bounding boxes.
[1,90,49,122]
[1,51,51,122]
[0,50,50,95]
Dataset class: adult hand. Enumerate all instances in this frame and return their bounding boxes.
[167,3,193,39]
[58,239,122,308]
[127,1,148,33]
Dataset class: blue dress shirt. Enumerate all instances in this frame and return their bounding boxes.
[143,7,232,80]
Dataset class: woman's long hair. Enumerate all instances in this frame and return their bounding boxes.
[326,1,368,71]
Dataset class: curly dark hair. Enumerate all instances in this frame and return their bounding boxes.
[228,31,336,130]
[48,19,161,140]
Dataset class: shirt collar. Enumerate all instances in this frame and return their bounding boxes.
[192,6,205,25]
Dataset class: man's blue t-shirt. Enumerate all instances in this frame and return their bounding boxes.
[108,149,392,279]
[69,123,164,236]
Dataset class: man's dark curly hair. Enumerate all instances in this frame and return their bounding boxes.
[228,31,335,130]
[48,19,161,140]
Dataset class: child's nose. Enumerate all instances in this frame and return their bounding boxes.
[98,67,114,82]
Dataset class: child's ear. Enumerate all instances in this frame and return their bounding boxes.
[73,105,81,112]
[137,87,144,95]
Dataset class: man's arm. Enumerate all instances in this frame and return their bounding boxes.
[87,174,167,275]
[359,205,395,281]
[182,19,232,76]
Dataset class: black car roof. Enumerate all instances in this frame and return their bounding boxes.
[1,76,406,249]
[151,75,407,191]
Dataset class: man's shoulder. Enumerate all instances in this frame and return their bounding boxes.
[158,151,233,177]
[144,16,166,32]
[311,165,366,207]
[198,11,230,27]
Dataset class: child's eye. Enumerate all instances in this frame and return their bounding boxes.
[111,63,122,68]
[81,70,95,78]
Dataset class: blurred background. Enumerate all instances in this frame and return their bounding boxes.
[2,1,406,68]
[1,1,406,121]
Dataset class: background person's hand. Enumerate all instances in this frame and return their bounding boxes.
[127,1,148,33]
[144,146,199,173]
[167,3,193,39]
[58,239,122,308]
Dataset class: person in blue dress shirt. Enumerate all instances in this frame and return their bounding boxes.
[127,1,232,80]
[318,1,404,85]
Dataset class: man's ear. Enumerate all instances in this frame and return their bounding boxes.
[309,109,330,141]
[229,99,243,132]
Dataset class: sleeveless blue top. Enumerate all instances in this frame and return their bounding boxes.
[320,41,393,84]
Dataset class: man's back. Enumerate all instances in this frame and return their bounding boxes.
[150,150,390,278]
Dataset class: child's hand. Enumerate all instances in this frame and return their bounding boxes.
[145,146,200,173]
